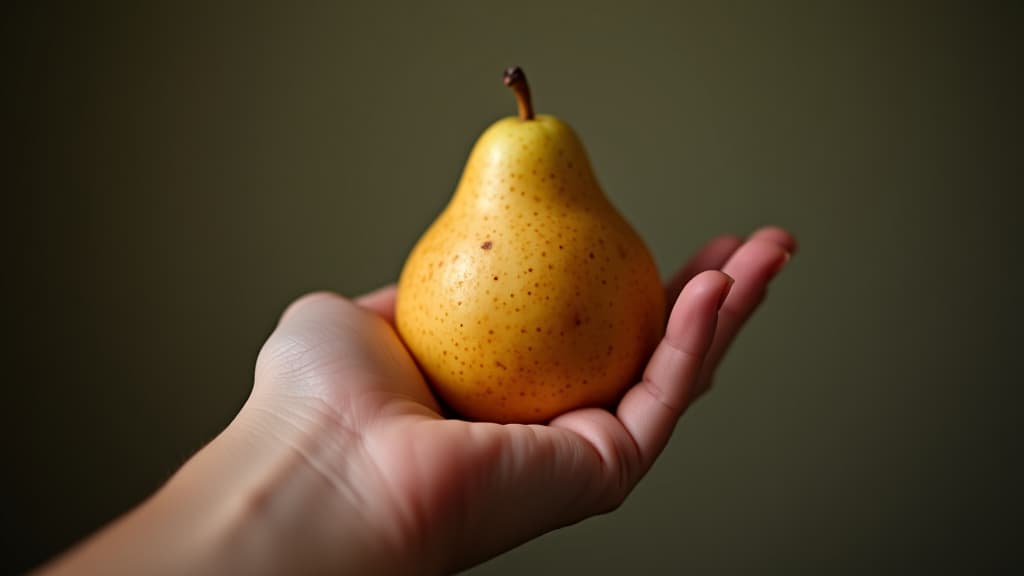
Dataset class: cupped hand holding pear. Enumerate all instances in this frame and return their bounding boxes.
[396,67,664,423]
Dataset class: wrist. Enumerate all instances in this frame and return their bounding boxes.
[42,395,412,576]
[41,389,425,573]
[171,396,408,576]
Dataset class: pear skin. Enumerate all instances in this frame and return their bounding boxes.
[396,68,664,423]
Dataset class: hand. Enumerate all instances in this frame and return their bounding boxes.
[40,227,794,576]
[246,226,795,574]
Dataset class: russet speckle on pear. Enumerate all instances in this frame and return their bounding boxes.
[395,67,664,423]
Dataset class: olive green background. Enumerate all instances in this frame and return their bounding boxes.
[7,1,1019,574]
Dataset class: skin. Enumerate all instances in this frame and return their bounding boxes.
[39,226,795,576]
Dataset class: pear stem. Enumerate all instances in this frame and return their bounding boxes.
[503,66,534,121]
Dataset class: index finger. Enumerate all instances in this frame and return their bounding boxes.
[356,284,398,325]
[615,270,734,470]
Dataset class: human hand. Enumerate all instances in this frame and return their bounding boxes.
[239,226,795,574]
[41,227,793,576]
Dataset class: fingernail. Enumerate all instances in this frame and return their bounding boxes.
[718,274,735,309]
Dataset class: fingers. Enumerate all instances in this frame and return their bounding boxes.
[748,225,798,254]
[615,270,734,469]
[692,230,793,397]
[662,228,794,304]
[663,234,743,307]
[355,284,398,325]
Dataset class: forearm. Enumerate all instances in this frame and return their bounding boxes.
[38,404,402,576]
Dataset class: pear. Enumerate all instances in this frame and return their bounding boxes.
[396,67,664,423]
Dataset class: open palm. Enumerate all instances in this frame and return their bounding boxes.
[247,228,794,574]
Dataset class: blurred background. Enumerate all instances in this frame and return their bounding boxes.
[7,1,1019,573]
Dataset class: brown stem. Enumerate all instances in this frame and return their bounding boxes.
[502,66,534,121]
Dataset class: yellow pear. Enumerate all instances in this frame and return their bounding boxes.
[396,67,664,423]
